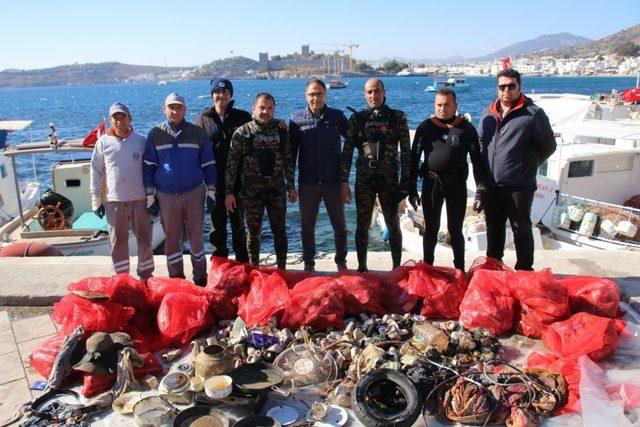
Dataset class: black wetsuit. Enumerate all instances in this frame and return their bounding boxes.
[409,116,486,270]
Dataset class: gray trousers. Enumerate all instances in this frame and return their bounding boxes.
[105,200,154,280]
[299,182,348,267]
[157,185,207,285]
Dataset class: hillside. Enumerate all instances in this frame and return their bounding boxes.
[187,56,260,79]
[0,62,186,88]
[534,24,640,58]
[473,33,591,61]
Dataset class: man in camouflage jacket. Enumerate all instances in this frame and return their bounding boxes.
[225,93,297,269]
[341,78,411,272]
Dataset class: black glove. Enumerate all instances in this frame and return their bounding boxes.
[146,194,159,216]
[94,204,105,219]
[206,189,216,214]
[408,192,421,211]
[473,189,486,213]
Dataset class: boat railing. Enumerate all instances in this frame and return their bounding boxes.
[552,193,640,248]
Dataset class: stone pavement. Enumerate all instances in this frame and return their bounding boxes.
[0,311,58,422]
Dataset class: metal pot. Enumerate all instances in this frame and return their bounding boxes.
[191,341,235,380]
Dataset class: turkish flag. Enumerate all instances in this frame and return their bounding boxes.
[621,88,640,103]
[502,57,511,70]
[82,120,106,148]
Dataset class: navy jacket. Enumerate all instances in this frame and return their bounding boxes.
[289,105,348,185]
[478,95,556,187]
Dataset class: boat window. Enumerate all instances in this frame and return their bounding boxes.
[0,164,6,179]
[65,179,82,187]
[596,155,633,173]
[567,160,594,178]
[538,161,548,177]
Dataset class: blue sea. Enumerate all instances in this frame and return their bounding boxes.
[1,76,637,255]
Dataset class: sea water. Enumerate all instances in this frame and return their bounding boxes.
[1,76,637,255]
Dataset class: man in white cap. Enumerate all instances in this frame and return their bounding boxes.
[143,93,217,285]
[90,102,154,280]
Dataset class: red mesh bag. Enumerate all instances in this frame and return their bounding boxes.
[29,333,71,379]
[379,262,420,314]
[405,262,468,319]
[467,256,512,281]
[238,270,290,327]
[559,276,621,318]
[157,292,213,346]
[207,257,251,319]
[254,265,314,287]
[508,269,570,338]
[280,277,345,329]
[458,269,516,335]
[52,294,135,334]
[527,352,581,414]
[335,273,386,316]
[542,312,620,361]
[147,277,212,307]
[68,274,150,311]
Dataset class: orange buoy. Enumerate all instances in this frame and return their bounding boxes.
[0,242,63,257]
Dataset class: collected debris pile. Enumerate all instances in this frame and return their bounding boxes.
[17,256,637,426]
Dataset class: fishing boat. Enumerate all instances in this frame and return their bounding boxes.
[425,77,470,93]
[0,126,165,256]
[378,92,640,253]
[0,120,41,228]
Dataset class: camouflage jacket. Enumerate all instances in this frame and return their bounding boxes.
[340,104,411,185]
[225,117,294,194]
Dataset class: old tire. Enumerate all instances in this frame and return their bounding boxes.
[351,369,421,427]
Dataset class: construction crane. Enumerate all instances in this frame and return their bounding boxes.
[309,42,359,70]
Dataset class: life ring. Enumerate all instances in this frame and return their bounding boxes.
[0,242,63,257]
[37,204,67,230]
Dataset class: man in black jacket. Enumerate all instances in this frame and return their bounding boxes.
[409,88,486,271]
[478,68,556,270]
[195,78,250,262]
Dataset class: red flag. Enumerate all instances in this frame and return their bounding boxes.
[82,120,106,148]
[502,57,511,70]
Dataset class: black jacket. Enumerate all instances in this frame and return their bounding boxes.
[478,95,556,187]
[195,101,251,185]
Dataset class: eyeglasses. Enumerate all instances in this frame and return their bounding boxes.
[498,83,518,91]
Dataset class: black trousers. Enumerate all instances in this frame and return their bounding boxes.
[209,185,249,263]
[421,177,467,270]
[484,186,535,271]
[299,182,348,267]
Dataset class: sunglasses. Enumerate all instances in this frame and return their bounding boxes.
[498,83,518,91]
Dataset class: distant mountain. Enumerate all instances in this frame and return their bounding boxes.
[374,55,465,65]
[472,33,591,61]
[535,24,640,58]
[0,62,187,88]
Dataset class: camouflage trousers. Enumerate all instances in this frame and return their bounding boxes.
[243,186,288,269]
[355,175,402,270]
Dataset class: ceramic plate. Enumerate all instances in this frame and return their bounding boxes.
[266,404,299,425]
[112,391,145,414]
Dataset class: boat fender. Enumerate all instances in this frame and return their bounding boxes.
[0,242,63,257]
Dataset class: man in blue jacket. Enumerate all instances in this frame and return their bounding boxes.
[478,69,556,270]
[289,79,349,272]
[143,92,217,285]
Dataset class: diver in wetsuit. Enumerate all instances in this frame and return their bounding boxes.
[409,88,487,271]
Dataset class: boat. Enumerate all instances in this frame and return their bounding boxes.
[0,120,41,228]
[328,79,348,89]
[377,92,640,253]
[0,127,165,256]
[425,77,470,93]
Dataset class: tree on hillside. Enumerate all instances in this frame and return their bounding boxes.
[354,60,373,71]
[613,41,640,57]
[379,60,409,74]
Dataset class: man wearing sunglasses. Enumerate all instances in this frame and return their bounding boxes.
[478,68,556,270]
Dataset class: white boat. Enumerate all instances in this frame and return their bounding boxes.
[378,92,640,253]
[425,77,470,93]
[0,120,41,228]
[328,79,348,89]
[0,132,165,256]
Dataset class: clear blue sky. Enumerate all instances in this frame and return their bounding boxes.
[2,0,639,70]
